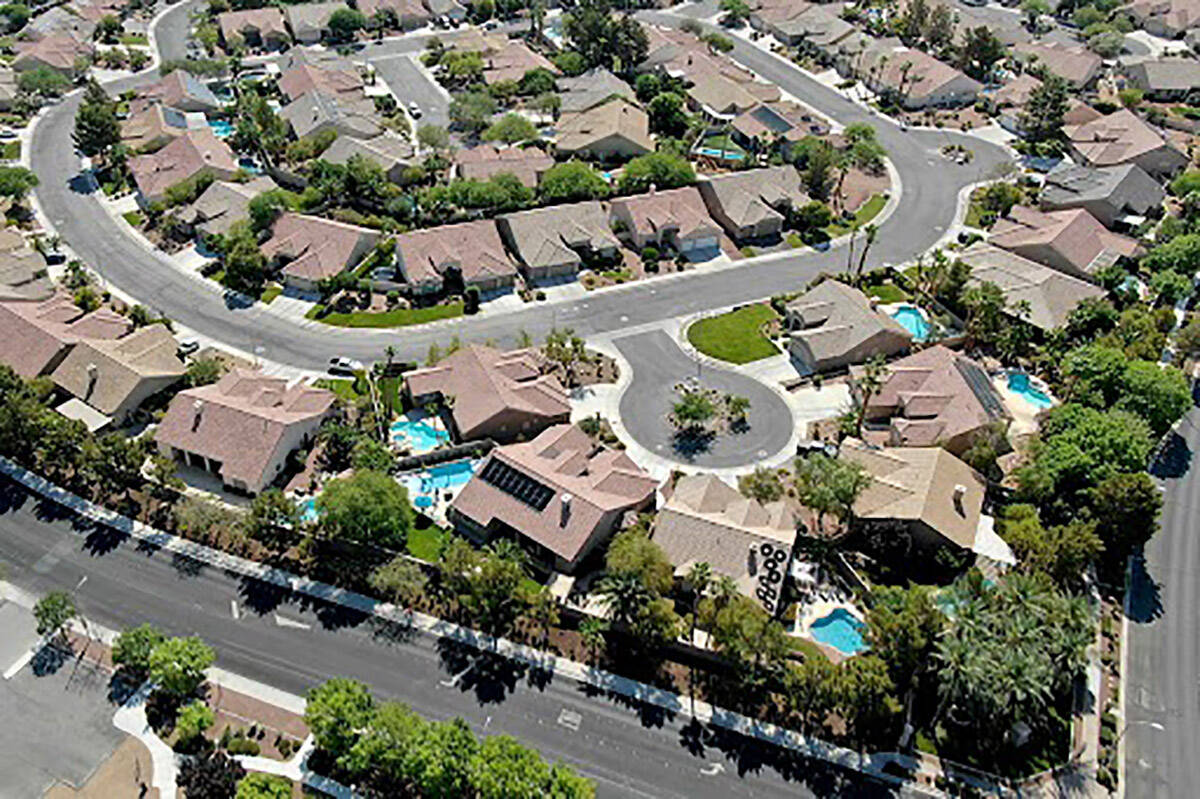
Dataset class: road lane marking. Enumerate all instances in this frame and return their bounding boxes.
[557,708,582,731]
[700,762,725,776]
[230,600,239,620]
[273,613,310,629]
[3,644,39,680]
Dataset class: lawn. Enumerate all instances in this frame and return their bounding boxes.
[1,140,18,161]
[119,33,148,45]
[122,210,144,227]
[260,285,283,304]
[308,301,464,328]
[407,523,447,562]
[686,303,780,364]
[827,193,887,238]
[315,373,368,401]
[865,281,909,303]
[787,635,828,662]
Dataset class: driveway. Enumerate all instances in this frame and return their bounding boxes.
[370,53,450,128]
[613,331,794,468]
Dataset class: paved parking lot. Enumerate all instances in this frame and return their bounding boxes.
[0,602,126,799]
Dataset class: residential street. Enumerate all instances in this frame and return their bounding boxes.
[0,479,892,799]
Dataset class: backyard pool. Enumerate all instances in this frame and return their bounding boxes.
[809,608,868,656]
[695,146,745,161]
[391,419,450,453]
[1007,371,1053,410]
[399,460,479,509]
[890,304,931,341]
[208,118,234,138]
[297,497,319,523]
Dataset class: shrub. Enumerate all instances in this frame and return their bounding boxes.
[224,735,260,756]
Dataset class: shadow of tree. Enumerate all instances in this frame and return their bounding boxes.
[30,643,68,677]
[1150,430,1192,479]
[1126,553,1162,624]
[672,428,716,459]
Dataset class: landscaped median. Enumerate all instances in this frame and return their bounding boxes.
[686,303,781,364]
[305,301,464,328]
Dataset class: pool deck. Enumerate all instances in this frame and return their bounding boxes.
[789,597,865,663]
[992,373,1053,437]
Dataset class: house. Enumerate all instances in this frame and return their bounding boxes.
[730,100,830,155]
[69,0,125,25]
[749,0,815,43]
[785,280,913,373]
[685,69,781,117]
[179,176,280,238]
[1064,109,1188,178]
[497,201,621,283]
[558,68,635,114]
[284,1,348,43]
[1127,0,1200,37]
[25,6,95,42]
[697,165,810,241]
[217,8,290,50]
[404,344,570,442]
[127,129,239,205]
[989,205,1143,279]
[1123,58,1200,100]
[12,34,91,77]
[425,0,466,23]
[482,40,558,85]
[120,103,206,152]
[1012,42,1102,89]
[262,212,381,291]
[990,74,1104,134]
[0,293,130,378]
[957,241,1107,331]
[609,186,722,255]
[851,40,981,109]
[156,370,336,494]
[49,325,186,423]
[453,144,554,188]
[320,134,415,183]
[0,242,53,302]
[356,0,431,29]
[555,97,653,160]
[281,90,382,140]
[853,345,1011,456]
[0,68,16,111]
[1040,162,1165,228]
[448,424,660,572]
[790,7,864,63]
[277,51,364,101]
[394,219,517,294]
[139,70,223,113]
[841,438,1013,564]
[653,474,796,613]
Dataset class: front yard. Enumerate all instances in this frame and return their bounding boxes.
[827,193,887,238]
[307,301,465,329]
[686,303,781,364]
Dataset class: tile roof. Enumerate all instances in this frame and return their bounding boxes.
[450,424,659,564]
[556,98,653,156]
[263,212,380,283]
[139,70,222,111]
[281,89,382,140]
[482,40,558,85]
[0,293,130,378]
[558,68,636,114]
[277,51,364,101]
[957,241,1106,331]
[786,279,913,363]
[1128,0,1200,35]
[453,144,554,188]
[1064,108,1184,169]
[356,0,431,21]
[700,165,810,231]
[127,129,238,201]
[14,33,91,71]
[50,324,185,416]
[731,100,830,142]
[1012,42,1102,86]
[283,1,348,38]
[686,68,780,115]
[157,369,335,491]
[405,344,570,440]
[395,219,516,288]
[1124,57,1200,93]
[498,200,620,272]
[1040,162,1165,222]
[859,40,980,102]
[218,7,289,42]
[121,103,204,151]
[180,176,279,237]
[320,133,415,173]
[610,186,722,242]
[990,205,1142,276]
[0,244,52,302]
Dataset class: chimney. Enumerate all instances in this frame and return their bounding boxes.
[560,493,572,527]
[953,484,966,515]
[192,399,204,432]
[648,183,656,196]
[85,363,98,399]
[747,544,758,576]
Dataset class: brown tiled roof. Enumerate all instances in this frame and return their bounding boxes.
[262,212,380,283]
[395,219,516,289]
[138,71,222,112]
[556,97,653,156]
[611,186,721,242]
[127,129,238,201]
[0,293,130,378]
[357,0,431,21]
[482,40,557,85]
[786,279,912,365]
[1064,108,1183,168]
[50,325,185,416]
[121,103,199,151]
[13,34,91,72]
[450,424,659,563]
[156,369,335,491]
[180,176,279,238]
[0,245,52,302]
[990,205,1142,276]
[700,166,810,230]
[405,344,570,440]
[283,1,347,39]
[454,144,554,188]
[277,55,363,101]
[498,200,620,271]
[1012,42,1101,87]
[218,7,288,42]
[731,100,829,142]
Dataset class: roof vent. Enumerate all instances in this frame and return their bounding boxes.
[953,484,966,514]
[560,493,573,527]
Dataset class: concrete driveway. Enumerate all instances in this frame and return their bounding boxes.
[613,330,794,468]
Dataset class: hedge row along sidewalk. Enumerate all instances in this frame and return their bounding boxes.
[0,455,1003,797]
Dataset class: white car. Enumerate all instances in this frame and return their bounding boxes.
[408,101,422,118]
[0,128,18,140]
[329,356,365,375]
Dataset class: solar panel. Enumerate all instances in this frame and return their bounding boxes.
[750,105,792,134]
[479,458,555,511]
[955,359,1008,420]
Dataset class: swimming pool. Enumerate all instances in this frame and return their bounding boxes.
[391,419,450,453]
[1007,371,1053,410]
[425,459,476,490]
[809,608,868,656]
[890,304,931,341]
[696,146,745,160]
[297,497,319,523]
[208,118,234,138]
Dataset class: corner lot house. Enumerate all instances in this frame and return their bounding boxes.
[610,186,722,255]
[395,220,517,295]
[1040,163,1165,228]
[157,370,336,494]
[404,344,570,442]
[482,40,558,85]
[555,98,654,161]
[957,241,1106,332]
[1064,109,1188,178]
[653,474,796,613]
[120,103,205,153]
[841,438,1013,564]
[262,212,381,292]
[218,8,290,50]
[853,40,981,109]
[180,176,280,238]
[989,205,1142,279]
[0,293,130,378]
[786,280,912,373]
[277,51,364,102]
[356,0,431,29]
[1012,42,1102,89]
[449,424,660,572]
[697,165,810,241]
[1127,0,1200,37]
[281,90,382,140]
[284,1,348,44]
[731,100,830,155]
[854,344,1010,456]
[497,201,621,283]
[49,325,185,424]
[140,70,223,113]
[127,129,239,206]
[13,34,91,77]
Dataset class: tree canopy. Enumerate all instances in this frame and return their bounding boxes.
[317,469,415,549]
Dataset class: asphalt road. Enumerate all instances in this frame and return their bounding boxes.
[1125,406,1200,798]
[0,480,893,799]
[30,10,1012,371]
[614,330,795,468]
[372,52,451,128]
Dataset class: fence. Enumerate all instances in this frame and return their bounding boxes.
[393,440,495,474]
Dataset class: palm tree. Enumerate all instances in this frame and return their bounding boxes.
[595,572,652,627]
[579,617,609,664]
[524,588,559,651]
[854,223,878,286]
[684,562,713,713]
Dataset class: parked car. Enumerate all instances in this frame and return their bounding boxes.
[408,101,422,118]
[329,356,364,375]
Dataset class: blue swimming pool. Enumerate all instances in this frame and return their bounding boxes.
[696,146,746,161]
[208,118,234,138]
[425,459,476,490]
[810,608,868,656]
[297,497,319,523]
[391,419,450,452]
[891,305,931,342]
[1007,371,1053,410]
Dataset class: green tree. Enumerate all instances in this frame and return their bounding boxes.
[0,165,37,201]
[247,189,293,232]
[1144,233,1200,273]
[317,469,414,549]
[1018,74,1069,149]
[246,488,299,554]
[369,556,428,609]
[553,50,586,76]
[222,221,267,296]
[793,453,871,536]
[719,0,750,23]
[417,123,450,152]
[33,591,75,640]
[617,151,695,193]
[1090,472,1161,561]
[1150,269,1192,305]
[0,3,30,34]
[178,750,244,799]
[1021,0,1050,27]
[483,113,539,144]
[519,67,556,95]
[148,636,216,700]
[17,66,70,98]
[1118,359,1191,435]
[999,503,1103,588]
[562,0,648,72]
[539,161,609,202]
[306,678,376,761]
[738,466,784,502]
[671,388,715,429]
[112,623,166,679]
[605,528,673,595]
[327,7,367,41]
[175,699,214,744]
[794,137,837,200]
[646,91,689,137]
[236,773,292,799]
[449,90,498,135]
[73,80,121,163]
[470,735,592,799]
[962,280,1007,349]
[709,595,791,701]
[836,654,900,740]
[95,13,121,42]
[579,616,609,663]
